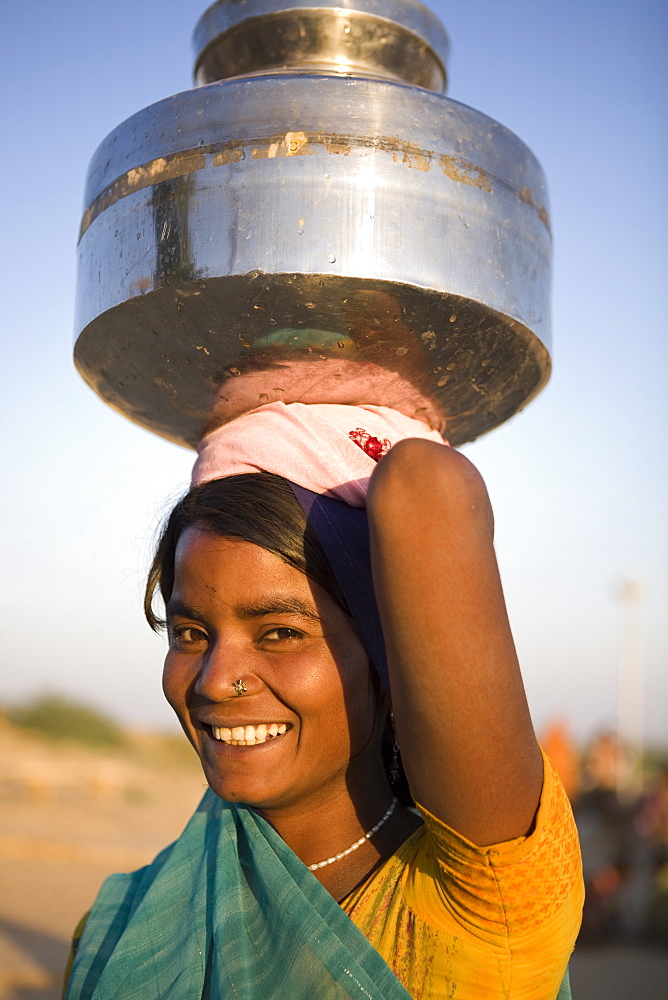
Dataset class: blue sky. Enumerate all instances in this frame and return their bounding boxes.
[1,0,666,744]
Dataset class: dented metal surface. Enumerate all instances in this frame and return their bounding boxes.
[79,128,550,240]
[74,0,552,447]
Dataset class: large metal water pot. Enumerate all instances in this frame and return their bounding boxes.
[74,0,551,447]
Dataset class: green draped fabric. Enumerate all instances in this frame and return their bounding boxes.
[557,969,572,1000]
[64,790,413,1000]
[64,789,573,999]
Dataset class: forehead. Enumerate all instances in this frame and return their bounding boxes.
[173,527,312,600]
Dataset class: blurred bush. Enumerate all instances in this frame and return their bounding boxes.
[7,693,124,747]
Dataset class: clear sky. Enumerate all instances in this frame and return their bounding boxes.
[1,0,666,744]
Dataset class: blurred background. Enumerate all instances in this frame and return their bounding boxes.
[1,0,666,996]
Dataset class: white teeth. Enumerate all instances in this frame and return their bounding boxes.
[210,723,289,745]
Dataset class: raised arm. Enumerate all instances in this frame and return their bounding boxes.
[367,438,543,846]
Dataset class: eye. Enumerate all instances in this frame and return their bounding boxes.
[260,627,304,644]
[169,625,208,650]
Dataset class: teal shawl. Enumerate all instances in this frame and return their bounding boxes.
[64,790,572,999]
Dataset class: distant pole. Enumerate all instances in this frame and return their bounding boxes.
[616,579,645,798]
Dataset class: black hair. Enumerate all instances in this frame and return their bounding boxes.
[145,473,347,630]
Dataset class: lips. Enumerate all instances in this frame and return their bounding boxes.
[206,722,290,746]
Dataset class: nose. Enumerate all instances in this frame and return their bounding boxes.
[193,639,260,702]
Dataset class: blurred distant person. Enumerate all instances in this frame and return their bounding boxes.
[636,766,668,943]
[541,721,580,802]
[576,732,657,943]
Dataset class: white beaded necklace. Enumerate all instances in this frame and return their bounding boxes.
[308,797,398,871]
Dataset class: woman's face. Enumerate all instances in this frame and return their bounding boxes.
[162,527,384,812]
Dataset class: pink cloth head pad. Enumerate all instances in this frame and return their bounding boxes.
[192,402,447,506]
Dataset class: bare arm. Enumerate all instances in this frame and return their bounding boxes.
[367,438,542,846]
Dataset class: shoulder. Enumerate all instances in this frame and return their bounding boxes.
[345,753,582,997]
[415,749,584,938]
[347,750,582,938]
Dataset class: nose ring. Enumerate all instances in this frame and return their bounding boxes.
[232,679,248,696]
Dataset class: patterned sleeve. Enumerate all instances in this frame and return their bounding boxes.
[414,750,584,994]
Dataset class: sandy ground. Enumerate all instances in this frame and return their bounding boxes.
[0,722,205,999]
[2,722,667,999]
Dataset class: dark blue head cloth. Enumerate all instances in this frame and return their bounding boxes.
[289,483,390,694]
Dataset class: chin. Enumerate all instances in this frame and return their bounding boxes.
[200,766,284,809]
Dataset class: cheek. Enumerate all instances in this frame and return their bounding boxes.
[336,637,375,694]
[322,639,379,727]
[162,655,195,714]
[162,660,202,753]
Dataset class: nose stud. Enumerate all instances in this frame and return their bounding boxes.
[232,679,248,696]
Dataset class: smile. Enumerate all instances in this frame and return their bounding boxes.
[210,723,289,746]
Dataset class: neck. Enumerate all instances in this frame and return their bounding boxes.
[257,782,422,904]
[256,759,394,868]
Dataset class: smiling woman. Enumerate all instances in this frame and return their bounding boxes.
[161,528,384,822]
[62,403,583,1000]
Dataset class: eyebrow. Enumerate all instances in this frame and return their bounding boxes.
[165,597,322,624]
[165,600,208,623]
[235,597,322,623]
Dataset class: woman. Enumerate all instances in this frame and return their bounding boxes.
[64,403,583,1000]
